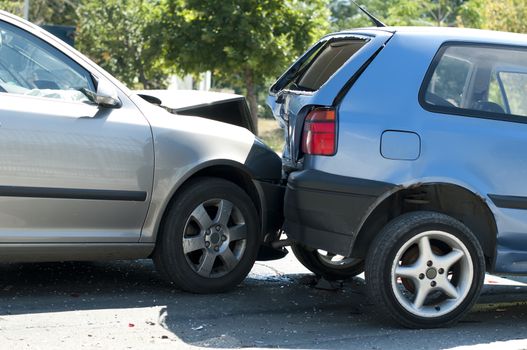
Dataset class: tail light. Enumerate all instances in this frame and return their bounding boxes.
[301,108,337,156]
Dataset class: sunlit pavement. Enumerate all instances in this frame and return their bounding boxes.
[0,253,527,349]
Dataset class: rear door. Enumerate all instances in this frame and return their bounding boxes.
[268,30,393,171]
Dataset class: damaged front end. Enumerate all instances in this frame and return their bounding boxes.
[136,89,256,133]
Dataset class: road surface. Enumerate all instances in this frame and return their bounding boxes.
[0,252,526,349]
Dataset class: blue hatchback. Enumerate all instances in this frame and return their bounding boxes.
[269,26,527,328]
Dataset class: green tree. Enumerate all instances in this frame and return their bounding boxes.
[460,0,527,33]
[164,0,330,132]
[387,0,468,26]
[330,0,471,29]
[330,0,395,30]
[0,0,79,25]
[76,0,172,89]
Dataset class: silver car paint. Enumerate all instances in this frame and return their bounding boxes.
[0,89,153,243]
[135,89,244,111]
[131,94,254,244]
[0,12,256,260]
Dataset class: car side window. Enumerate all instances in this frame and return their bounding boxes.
[487,72,506,111]
[498,71,527,116]
[425,55,472,108]
[421,44,527,121]
[0,20,95,103]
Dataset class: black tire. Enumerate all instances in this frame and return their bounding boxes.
[365,211,485,328]
[153,177,260,293]
[291,243,364,280]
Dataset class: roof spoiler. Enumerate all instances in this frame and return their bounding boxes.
[350,0,387,28]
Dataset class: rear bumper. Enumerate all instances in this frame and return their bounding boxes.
[284,170,395,256]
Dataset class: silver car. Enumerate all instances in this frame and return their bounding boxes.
[0,11,284,293]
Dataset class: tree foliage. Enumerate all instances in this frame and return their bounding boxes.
[7,0,527,127]
[76,0,172,89]
[330,0,395,29]
[388,0,468,26]
[330,0,471,30]
[459,0,527,33]
[163,0,330,128]
[0,0,79,25]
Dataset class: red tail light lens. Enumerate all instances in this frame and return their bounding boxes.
[301,108,337,156]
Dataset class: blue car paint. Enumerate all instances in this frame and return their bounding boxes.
[270,26,527,274]
[268,30,393,169]
[380,131,421,161]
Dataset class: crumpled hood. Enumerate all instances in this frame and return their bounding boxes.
[134,89,255,133]
[135,89,243,111]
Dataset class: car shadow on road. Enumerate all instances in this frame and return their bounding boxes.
[0,260,527,349]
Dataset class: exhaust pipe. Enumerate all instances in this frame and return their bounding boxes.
[271,238,293,249]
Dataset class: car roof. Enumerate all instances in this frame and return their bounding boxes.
[330,26,527,47]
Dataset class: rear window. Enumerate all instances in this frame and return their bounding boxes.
[273,38,367,93]
[420,43,527,122]
[295,40,366,91]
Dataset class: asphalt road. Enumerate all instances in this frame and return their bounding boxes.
[0,252,527,350]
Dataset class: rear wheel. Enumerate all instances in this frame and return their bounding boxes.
[292,243,364,280]
[365,211,485,328]
[153,177,260,293]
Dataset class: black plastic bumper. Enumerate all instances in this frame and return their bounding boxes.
[244,139,287,261]
[256,179,284,235]
[284,170,395,256]
[255,179,286,261]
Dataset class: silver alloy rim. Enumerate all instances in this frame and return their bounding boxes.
[182,198,247,278]
[317,250,361,269]
[390,230,473,318]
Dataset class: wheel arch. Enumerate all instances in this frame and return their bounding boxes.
[351,182,498,269]
[152,160,264,248]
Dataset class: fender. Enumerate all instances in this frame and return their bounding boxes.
[141,139,283,244]
[351,179,499,263]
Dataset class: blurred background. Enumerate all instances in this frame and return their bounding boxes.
[1,0,525,148]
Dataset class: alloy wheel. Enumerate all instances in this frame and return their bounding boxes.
[390,230,473,318]
[182,198,247,278]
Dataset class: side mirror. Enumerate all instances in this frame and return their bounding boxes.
[95,79,121,108]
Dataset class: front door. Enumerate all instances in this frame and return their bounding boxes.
[0,19,153,243]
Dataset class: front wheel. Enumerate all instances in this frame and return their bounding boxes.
[153,177,260,293]
[365,211,485,328]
